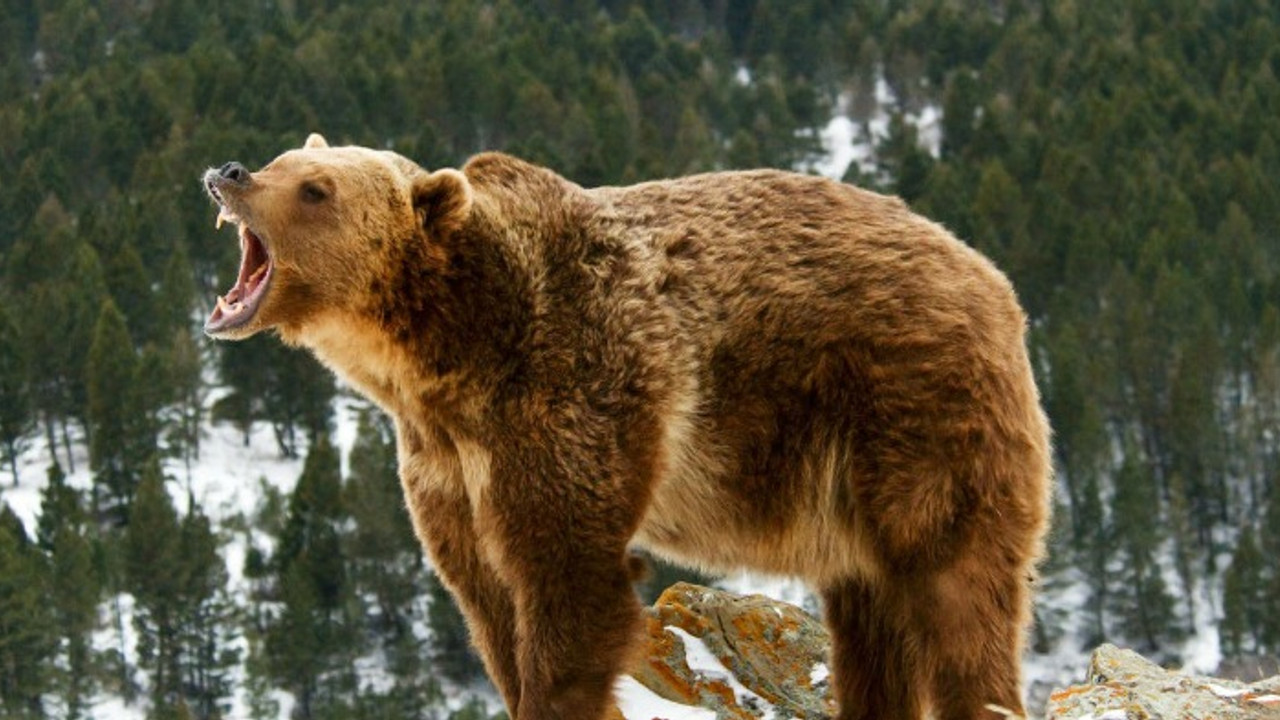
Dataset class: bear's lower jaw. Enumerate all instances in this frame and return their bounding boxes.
[204,267,271,337]
[205,225,273,337]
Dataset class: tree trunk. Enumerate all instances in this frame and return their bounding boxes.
[60,417,75,474]
[45,412,59,469]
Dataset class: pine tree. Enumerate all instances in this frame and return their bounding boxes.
[38,464,100,718]
[1075,467,1109,646]
[1166,472,1199,630]
[1247,305,1280,516]
[106,239,159,349]
[241,631,280,720]
[119,460,235,719]
[0,505,56,718]
[344,409,421,636]
[1167,308,1225,546]
[157,242,198,341]
[1108,450,1181,655]
[940,68,980,160]
[262,343,335,459]
[1221,525,1265,657]
[166,328,205,477]
[1260,472,1280,652]
[265,437,355,718]
[877,112,934,202]
[125,461,185,710]
[134,342,171,466]
[342,408,454,716]
[173,498,237,720]
[86,298,144,521]
[19,281,79,473]
[36,463,81,549]
[1045,324,1107,545]
[213,339,266,448]
[971,158,1028,267]
[64,241,111,454]
[0,305,32,485]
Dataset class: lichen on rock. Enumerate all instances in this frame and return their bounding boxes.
[625,582,836,719]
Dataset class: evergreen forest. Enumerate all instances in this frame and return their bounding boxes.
[2,0,1280,718]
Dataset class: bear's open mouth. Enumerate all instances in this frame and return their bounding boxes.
[206,211,273,334]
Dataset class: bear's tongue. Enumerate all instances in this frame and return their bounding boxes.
[206,225,272,332]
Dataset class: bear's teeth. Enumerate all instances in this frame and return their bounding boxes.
[216,207,236,229]
[216,294,247,316]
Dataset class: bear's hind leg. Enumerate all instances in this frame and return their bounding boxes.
[821,577,923,720]
[912,556,1030,720]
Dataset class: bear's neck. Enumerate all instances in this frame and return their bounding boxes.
[305,225,532,429]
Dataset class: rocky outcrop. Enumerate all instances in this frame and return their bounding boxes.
[624,582,835,719]
[1047,644,1280,720]
[621,586,1280,720]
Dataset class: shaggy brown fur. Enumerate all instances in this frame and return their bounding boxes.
[203,134,1052,720]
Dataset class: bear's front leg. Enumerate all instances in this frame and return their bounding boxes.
[408,481,524,715]
[482,442,648,720]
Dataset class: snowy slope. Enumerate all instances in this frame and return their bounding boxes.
[2,395,358,720]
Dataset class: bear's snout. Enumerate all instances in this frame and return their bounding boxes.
[205,162,251,204]
[218,161,250,185]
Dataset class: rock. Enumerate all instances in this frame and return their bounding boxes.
[623,582,836,719]
[1047,644,1280,720]
[622,586,1280,720]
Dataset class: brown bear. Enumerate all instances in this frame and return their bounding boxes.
[203,133,1052,720]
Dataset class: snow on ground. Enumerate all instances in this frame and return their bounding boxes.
[616,675,717,720]
[1021,569,1095,711]
[1181,567,1224,675]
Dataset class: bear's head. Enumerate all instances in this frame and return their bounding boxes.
[202,133,472,343]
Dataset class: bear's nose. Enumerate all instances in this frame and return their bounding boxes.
[219,162,250,185]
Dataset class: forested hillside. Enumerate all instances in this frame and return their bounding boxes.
[2,1,1279,718]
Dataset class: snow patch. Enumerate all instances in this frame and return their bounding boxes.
[616,675,717,720]
[910,103,943,158]
[799,70,941,184]
[805,114,865,181]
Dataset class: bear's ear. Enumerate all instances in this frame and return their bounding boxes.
[304,133,329,149]
[412,169,473,236]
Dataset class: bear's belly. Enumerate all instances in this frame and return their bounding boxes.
[632,434,883,586]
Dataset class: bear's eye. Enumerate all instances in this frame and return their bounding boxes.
[300,182,329,204]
